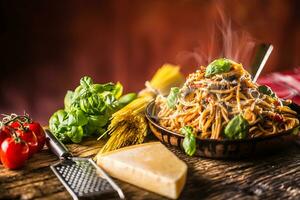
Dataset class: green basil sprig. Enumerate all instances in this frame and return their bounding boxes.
[167,87,180,109]
[224,114,249,140]
[181,126,196,156]
[205,58,232,77]
[258,85,276,98]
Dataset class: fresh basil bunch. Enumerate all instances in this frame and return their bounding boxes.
[49,76,136,143]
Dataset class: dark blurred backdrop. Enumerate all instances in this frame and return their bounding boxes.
[0,0,299,124]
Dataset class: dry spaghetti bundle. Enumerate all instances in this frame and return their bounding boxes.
[98,64,184,153]
[156,58,299,139]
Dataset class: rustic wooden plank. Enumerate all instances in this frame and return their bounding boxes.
[172,145,300,200]
[1,138,300,200]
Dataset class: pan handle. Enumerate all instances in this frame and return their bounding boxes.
[45,129,72,160]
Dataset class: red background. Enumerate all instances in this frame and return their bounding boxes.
[0,0,299,124]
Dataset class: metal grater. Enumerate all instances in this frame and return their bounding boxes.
[45,130,125,200]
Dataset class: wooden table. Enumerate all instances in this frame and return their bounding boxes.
[1,138,300,200]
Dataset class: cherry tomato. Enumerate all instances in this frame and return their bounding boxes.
[9,121,21,129]
[0,136,29,169]
[0,126,11,145]
[16,129,38,157]
[25,122,45,151]
[0,126,11,164]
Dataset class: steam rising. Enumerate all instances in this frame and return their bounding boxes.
[177,2,256,69]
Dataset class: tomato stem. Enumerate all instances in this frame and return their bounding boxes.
[3,115,19,125]
[8,126,20,142]
[2,114,31,126]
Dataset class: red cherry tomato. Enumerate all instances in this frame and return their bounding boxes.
[9,121,21,129]
[25,122,45,151]
[0,136,29,169]
[0,126,11,145]
[0,126,11,164]
[16,129,38,157]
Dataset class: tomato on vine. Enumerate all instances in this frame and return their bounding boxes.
[0,135,29,169]
[24,122,46,151]
[0,125,11,164]
[16,128,38,157]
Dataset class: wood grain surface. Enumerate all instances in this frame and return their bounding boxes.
[1,138,300,200]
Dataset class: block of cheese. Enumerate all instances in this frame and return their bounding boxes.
[96,142,187,199]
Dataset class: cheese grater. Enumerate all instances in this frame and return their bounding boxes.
[45,130,125,200]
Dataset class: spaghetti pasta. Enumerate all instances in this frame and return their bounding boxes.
[155,59,299,139]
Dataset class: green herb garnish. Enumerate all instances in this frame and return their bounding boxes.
[224,114,249,140]
[205,58,232,77]
[167,87,180,109]
[181,126,196,156]
[258,85,276,98]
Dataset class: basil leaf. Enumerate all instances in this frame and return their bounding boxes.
[89,114,108,128]
[258,85,276,98]
[79,93,106,115]
[224,115,249,139]
[91,84,104,93]
[80,76,93,89]
[102,92,116,105]
[73,85,86,101]
[101,82,116,91]
[67,110,88,126]
[205,58,232,77]
[91,83,116,93]
[112,82,123,99]
[49,109,68,132]
[117,93,137,108]
[66,126,83,143]
[49,109,71,143]
[167,87,180,109]
[64,90,74,112]
[74,85,83,95]
[181,126,196,156]
[84,114,108,136]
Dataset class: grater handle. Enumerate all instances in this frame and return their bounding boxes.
[45,129,72,159]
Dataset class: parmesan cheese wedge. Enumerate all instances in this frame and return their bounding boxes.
[96,142,187,199]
